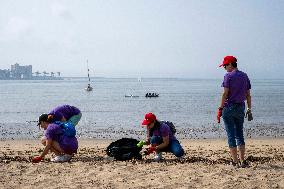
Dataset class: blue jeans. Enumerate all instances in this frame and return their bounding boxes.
[222,104,245,148]
[150,136,184,157]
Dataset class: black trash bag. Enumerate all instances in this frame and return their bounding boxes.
[106,138,143,161]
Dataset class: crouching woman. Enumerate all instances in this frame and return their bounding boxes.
[32,114,78,163]
[141,112,184,161]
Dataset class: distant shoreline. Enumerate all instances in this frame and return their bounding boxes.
[0,122,283,140]
[0,77,63,80]
[1,77,284,80]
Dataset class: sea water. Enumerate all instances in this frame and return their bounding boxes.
[0,78,283,139]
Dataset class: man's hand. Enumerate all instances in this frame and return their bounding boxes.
[217,107,223,123]
[32,156,42,163]
[245,109,253,121]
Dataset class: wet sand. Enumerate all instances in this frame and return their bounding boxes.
[1,122,283,140]
[0,138,283,189]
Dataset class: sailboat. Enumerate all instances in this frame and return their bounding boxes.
[85,60,93,91]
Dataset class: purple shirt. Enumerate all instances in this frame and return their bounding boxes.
[152,122,176,140]
[49,105,81,122]
[222,70,251,107]
[45,123,78,154]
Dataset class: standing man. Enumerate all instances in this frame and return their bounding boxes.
[217,56,253,168]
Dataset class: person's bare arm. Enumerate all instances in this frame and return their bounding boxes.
[246,89,251,109]
[40,139,52,158]
[156,136,169,150]
[220,87,229,108]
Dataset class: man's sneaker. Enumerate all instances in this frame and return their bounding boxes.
[240,160,249,168]
[51,154,72,163]
[154,152,162,161]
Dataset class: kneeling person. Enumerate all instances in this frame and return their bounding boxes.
[141,112,184,161]
[32,114,78,163]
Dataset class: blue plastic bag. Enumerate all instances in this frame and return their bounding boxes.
[55,121,76,137]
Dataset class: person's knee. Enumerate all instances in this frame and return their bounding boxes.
[170,141,185,157]
[172,148,184,157]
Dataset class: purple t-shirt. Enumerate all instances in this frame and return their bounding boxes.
[152,122,176,140]
[49,105,81,122]
[222,70,251,107]
[45,123,78,154]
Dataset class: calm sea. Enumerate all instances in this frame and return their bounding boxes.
[0,78,283,139]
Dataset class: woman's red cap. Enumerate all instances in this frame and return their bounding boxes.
[141,112,156,126]
[219,56,237,67]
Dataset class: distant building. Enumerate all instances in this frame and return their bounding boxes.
[0,63,62,80]
[0,69,11,79]
[10,63,32,79]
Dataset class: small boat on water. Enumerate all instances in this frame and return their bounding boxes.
[145,93,159,98]
[85,60,93,92]
[85,83,93,91]
[125,95,139,98]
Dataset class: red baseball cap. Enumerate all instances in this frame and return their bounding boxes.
[141,112,156,126]
[219,56,237,67]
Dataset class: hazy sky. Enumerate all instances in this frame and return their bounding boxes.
[0,0,283,78]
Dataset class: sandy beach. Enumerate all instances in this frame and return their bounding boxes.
[0,138,283,189]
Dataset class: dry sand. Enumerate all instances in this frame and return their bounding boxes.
[0,138,283,189]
